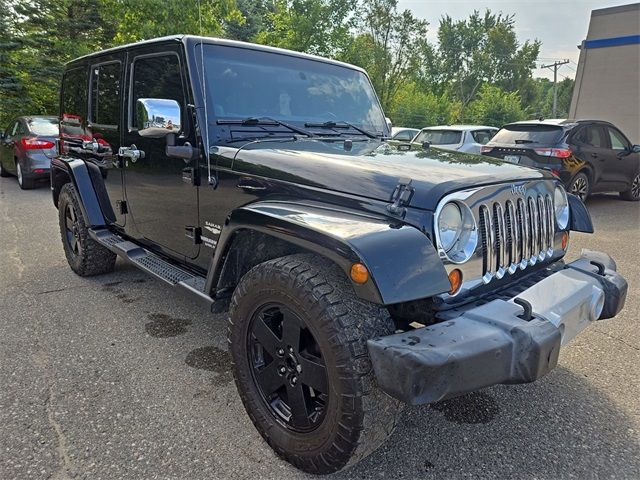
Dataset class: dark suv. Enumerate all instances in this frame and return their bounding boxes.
[50,36,627,474]
[481,119,640,201]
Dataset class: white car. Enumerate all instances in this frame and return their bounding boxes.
[390,127,420,142]
[412,125,498,154]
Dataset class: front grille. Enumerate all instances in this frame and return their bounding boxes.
[478,193,555,281]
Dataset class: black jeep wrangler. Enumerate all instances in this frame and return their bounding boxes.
[51,35,627,474]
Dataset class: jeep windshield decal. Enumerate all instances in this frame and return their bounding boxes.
[198,44,386,144]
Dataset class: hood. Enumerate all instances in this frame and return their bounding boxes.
[224,139,548,211]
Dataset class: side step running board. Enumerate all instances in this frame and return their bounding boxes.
[89,228,216,310]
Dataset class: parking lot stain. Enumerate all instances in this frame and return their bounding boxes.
[431,391,499,424]
[185,346,232,382]
[145,313,191,337]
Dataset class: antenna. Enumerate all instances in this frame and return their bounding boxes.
[197,0,214,186]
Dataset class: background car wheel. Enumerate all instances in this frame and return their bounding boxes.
[16,162,35,190]
[0,161,9,177]
[619,173,640,201]
[228,254,403,474]
[57,183,116,276]
[569,172,590,202]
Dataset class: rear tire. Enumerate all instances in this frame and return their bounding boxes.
[228,254,402,474]
[58,183,116,276]
[569,172,590,202]
[619,173,640,201]
[16,162,35,190]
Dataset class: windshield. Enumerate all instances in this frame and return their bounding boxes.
[491,124,564,145]
[28,118,59,136]
[415,129,462,145]
[199,44,386,136]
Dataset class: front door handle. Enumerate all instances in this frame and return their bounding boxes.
[118,144,145,163]
[237,177,267,191]
[590,152,598,158]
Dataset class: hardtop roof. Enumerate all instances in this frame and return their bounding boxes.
[65,34,366,73]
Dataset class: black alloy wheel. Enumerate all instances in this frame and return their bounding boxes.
[620,173,640,201]
[248,303,329,432]
[64,202,83,257]
[570,172,590,202]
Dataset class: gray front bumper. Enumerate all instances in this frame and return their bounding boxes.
[368,250,627,405]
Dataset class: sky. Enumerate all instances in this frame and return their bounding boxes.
[398,0,631,80]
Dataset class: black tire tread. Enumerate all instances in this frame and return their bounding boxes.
[58,183,116,276]
[228,253,402,474]
[619,173,640,201]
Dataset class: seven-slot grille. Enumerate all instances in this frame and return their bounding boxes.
[478,194,555,282]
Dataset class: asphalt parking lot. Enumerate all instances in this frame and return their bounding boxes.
[0,176,638,480]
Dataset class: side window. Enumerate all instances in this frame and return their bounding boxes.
[90,62,121,126]
[576,126,605,148]
[394,130,413,141]
[607,127,630,151]
[472,130,493,145]
[61,67,88,118]
[10,121,20,136]
[130,54,184,129]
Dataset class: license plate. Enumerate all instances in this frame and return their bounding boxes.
[503,155,520,164]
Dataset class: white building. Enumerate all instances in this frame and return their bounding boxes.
[570,3,640,143]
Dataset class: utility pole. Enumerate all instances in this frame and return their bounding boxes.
[541,60,570,117]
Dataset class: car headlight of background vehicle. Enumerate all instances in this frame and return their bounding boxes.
[436,201,478,263]
[554,185,569,230]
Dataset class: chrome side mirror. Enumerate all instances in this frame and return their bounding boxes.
[136,98,181,138]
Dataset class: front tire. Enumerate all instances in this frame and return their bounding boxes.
[228,254,402,474]
[620,173,640,201]
[569,172,590,202]
[57,183,116,276]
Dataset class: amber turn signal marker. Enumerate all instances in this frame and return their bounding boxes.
[561,231,569,250]
[448,269,463,295]
[350,263,369,284]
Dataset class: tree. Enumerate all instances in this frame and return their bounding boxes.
[387,83,458,128]
[342,0,432,111]
[0,0,23,124]
[465,83,526,127]
[437,10,540,120]
[102,0,243,44]
[255,0,356,57]
[225,0,272,42]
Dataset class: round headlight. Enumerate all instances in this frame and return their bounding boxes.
[438,202,462,252]
[436,201,478,263]
[554,185,569,230]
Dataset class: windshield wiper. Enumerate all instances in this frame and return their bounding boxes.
[221,135,297,144]
[304,120,380,139]
[216,116,313,137]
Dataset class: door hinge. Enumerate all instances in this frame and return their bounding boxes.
[387,178,414,216]
[185,226,202,244]
[116,200,128,215]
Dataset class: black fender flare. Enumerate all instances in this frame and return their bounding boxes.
[206,201,451,305]
[568,193,594,233]
[51,157,112,227]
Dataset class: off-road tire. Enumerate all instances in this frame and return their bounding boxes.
[58,183,116,276]
[0,161,9,177]
[228,254,403,474]
[619,173,640,201]
[569,172,590,202]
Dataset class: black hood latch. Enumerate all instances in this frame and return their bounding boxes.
[387,178,414,216]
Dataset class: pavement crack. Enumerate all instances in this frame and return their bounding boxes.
[592,329,640,352]
[45,382,75,479]
[36,285,90,295]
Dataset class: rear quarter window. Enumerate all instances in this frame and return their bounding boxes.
[61,67,88,119]
[491,124,564,145]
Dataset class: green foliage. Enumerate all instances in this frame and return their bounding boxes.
[388,83,458,128]
[0,0,563,131]
[465,84,527,127]
[341,0,432,111]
